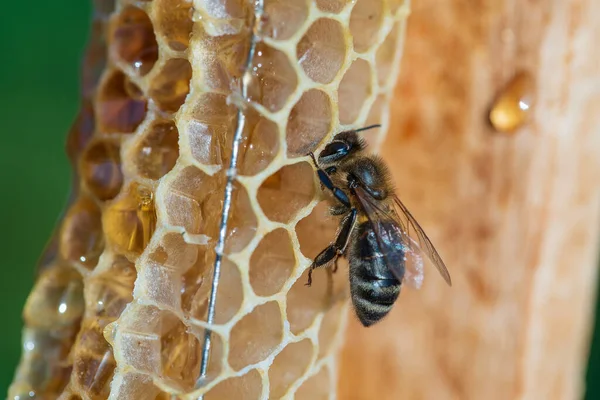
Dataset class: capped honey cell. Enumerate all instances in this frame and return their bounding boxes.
[263,0,309,40]
[297,18,346,84]
[287,89,333,157]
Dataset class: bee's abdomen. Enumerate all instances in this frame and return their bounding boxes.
[350,270,400,327]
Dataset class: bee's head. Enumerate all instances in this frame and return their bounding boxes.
[317,125,380,165]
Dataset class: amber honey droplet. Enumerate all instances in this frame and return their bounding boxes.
[110,6,158,75]
[489,71,534,134]
[97,70,147,134]
[135,120,180,180]
[81,141,123,201]
[59,196,104,269]
[103,183,157,256]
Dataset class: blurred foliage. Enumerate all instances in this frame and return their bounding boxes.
[0,0,598,398]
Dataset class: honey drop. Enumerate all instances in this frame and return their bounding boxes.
[489,72,534,134]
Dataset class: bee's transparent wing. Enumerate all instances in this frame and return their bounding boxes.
[390,194,452,286]
[352,186,427,289]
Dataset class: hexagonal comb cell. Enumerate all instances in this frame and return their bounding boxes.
[349,0,384,53]
[154,0,194,51]
[204,369,262,400]
[269,339,314,398]
[81,140,123,201]
[286,268,331,335]
[66,101,95,163]
[59,196,104,269]
[133,119,179,180]
[263,0,308,40]
[286,89,332,157]
[249,228,295,297]
[117,305,201,391]
[188,94,279,175]
[297,18,346,84]
[295,365,330,400]
[337,58,373,124]
[184,257,243,323]
[376,22,402,87]
[257,162,315,223]
[87,256,136,319]
[96,70,147,133]
[23,264,84,330]
[163,167,257,252]
[229,301,283,370]
[296,201,338,261]
[315,0,352,13]
[72,323,116,398]
[109,5,158,75]
[248,42,298,112]
[317,301,346,359]
[103,183,157,257]
[149,58,192,113]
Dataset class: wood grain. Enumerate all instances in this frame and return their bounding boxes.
[338,1,600,399]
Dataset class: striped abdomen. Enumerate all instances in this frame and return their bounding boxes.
[349,221,404,327]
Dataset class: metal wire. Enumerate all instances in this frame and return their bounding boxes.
[195,0,264,396]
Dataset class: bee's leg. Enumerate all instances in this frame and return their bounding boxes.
[306,209,357,285]
[308,152,351,208]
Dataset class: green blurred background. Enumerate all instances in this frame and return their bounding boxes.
[0,0,599,398]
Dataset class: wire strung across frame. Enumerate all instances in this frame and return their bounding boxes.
[195,0,265,396]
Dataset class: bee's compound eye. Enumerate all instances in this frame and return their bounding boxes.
[320,141,349,162]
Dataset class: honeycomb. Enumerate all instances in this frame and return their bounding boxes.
[8,0,409,398]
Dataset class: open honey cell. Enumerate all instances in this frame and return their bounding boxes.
[249,228,295,297]
[134,119,179,180]
[194,30,248,92]
[317,301,346,359]
[257,162,315,223]
[116,305,201,392]
[187,92,236,167]
[107,371,168,400]
[96,70,147,133]
[247,42,298,112]
[229,301,284,370]
[262,0,309,40]
[59,195,104,269]
[297,18,346,84]
[286,268,331,335]
[294,364,330,400]
[349,0,385,53]
[286,89,332,157]
[376,22,402,87]
[204,369,262,400]
[163,167,257,252]
[11,329,75,399]
[86,256,136,319]
[81,140,123,201]
[338,58,373,124]
[269,339,314,398]
[103,183,157,257]
[149,58,193,113]
[183,257,243,323]
[23,264,84,330]
[238,107,280,176]
[315,0,352,13]
[154,0,194,51]
[66,100,95,164]
[363,94,386,147]
[72,325,116,399]
[296,201,338,261]
[109,5,158,75]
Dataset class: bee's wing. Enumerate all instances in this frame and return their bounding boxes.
[390,194,452,286]
[352,186,426,289]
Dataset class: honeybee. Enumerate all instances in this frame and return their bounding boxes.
[306,125,452,327]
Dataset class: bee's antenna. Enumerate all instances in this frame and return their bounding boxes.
[354,124,382,133]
